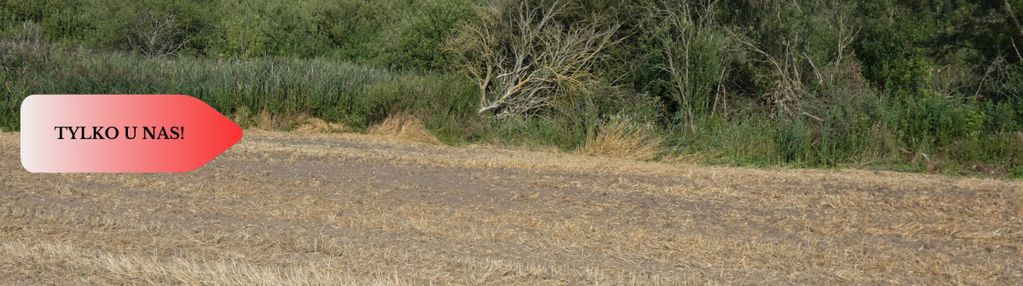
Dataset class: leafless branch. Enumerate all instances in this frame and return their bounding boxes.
[1012,37,1023,63]
[451,1,620,118]
[125,12,189,57]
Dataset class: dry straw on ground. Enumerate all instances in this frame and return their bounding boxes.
[232,108,348,134]
[368,113,441,144]
[579,119,663,161]
[1,131,1022,284]
[291,117,348,134]
[0,241,401,285]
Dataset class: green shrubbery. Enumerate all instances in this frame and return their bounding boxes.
[0,0,473,69]
[1,0,1021,177]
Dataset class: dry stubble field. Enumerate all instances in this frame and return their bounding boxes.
[0,131,1021,285]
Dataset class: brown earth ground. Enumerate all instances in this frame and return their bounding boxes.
[0,131,1021,285]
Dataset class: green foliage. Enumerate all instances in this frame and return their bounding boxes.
[776,119,812,163]
[0,0,87,40]
[366,0,473,70]
[1,0,472,69]
[1,0,1021,177]
[887,94,985,147]
[666,116,778,166]
[854,0,937,94]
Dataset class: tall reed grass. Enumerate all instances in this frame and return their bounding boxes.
[1,45,479,140]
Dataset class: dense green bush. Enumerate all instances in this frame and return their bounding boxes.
[1,0,473,70]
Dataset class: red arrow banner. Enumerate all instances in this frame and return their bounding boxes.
[20,94,242,173]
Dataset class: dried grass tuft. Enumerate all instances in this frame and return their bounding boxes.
[235,107,347,134]
[254,110,282,130]
[292,116,348,134]
[579,119,663,161]
[368,113,441,145]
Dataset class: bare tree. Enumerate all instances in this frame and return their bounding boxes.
[450,1,620,118]
[125,12,189,57]
[736,35,805,116]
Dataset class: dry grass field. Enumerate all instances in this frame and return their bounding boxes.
[1,131,1021,285]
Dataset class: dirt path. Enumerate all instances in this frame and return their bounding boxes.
[1,131,1021,285]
